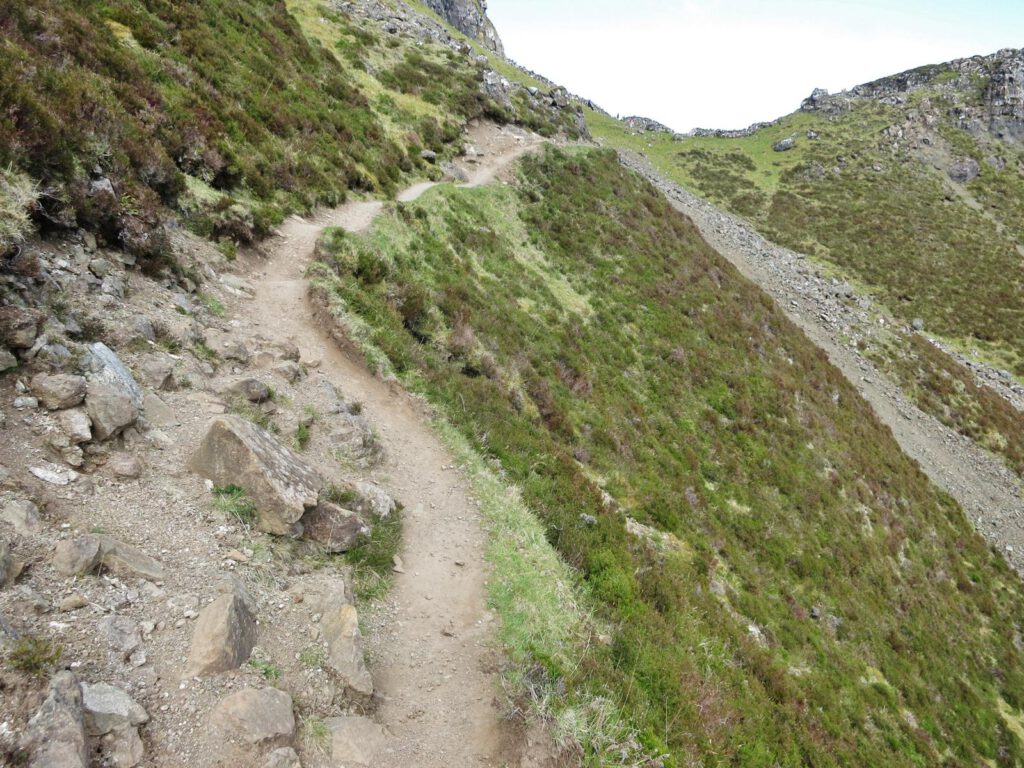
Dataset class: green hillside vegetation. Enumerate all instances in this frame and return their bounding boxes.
[313,146,1024,767]
[0,0,575,260]
[588,75,1024,481]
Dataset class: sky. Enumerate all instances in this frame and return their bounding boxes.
[487,0,1024,131]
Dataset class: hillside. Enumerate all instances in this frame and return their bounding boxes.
[589,49,1024,485]
[3,4,1024,768]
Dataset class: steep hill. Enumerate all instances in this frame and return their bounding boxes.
[4,5,1024,768]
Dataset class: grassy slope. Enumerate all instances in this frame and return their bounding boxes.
[313,146,1024,767]
[588,81,1024,482]
[0,0,573,259]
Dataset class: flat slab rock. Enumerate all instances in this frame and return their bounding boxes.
[212,687,295,748]
[327,715,387,767]
[53,534,164,582]
[189,415,323,536]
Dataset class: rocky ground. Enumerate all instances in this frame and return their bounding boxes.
[618,150,1024,573]
[0,122,551,768]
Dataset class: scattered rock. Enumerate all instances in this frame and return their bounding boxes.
[98,615,143,663]
[108,453,142,479]
[189,415,323,536]
[224,377,271,403]
[53,535,165,581]
[137,353,176,391]
[20,671,89,768]
[949,157,981,183]
[31,374,87,410]
[30,463,80,486]
[322,603,373,698]
[0,347,17,372]
[264,746,302,768]
[773,137,796,152]
[86,382,140,441]
[60,594,89,612]
[81,682,149,736]
[301,500,370,553]
[0,306,45,349]
[327,715,387,767]
[212,688,295,748]
[58,408,93,444]
[185,582,258,676]
[2,499,42,536]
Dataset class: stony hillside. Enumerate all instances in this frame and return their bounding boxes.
[590,49,1024,488]
[4,4,1024,768]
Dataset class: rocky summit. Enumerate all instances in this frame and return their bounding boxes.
[3,2,1024,768]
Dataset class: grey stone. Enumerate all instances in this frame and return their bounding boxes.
[14,396,38,409]
[212,688,295,747]
[420,149,438,163]
[99,615,142,662]
[108,453,142,479]
[2,499,42,536]
[0,306,45,349]
[59,408,93,444]
[322,603,373,698]
[53,536,102,576]
[263,746,302,768]
[949,157,981,183]
[131,316,156,342]
[273,361,301,383]
[186,584,258,676]
[100,724,144,768]
[21,671,89,768]
[30,463,79,485]
[138,353,176,391]
[912,318,925,331]
[301,501,370,553]
[773,137,796,152]
[189,416,323,536]
[142,392,177,428]
[31,374,87,410]
[81,682,149,736]
[53,535,164,581]
[87,343,143,409]
[224,377,271,403]
[327,715,387,767]
[88,258,114,278]
[0,347,17,372]
[86,382,139,441]
[1,539,21,586]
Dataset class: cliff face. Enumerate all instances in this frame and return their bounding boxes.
[423,0,504,55]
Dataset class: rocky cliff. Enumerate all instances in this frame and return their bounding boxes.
[423,0,503,55]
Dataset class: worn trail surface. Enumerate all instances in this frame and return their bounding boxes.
[620,151,1024,574]
[246,123,542,767]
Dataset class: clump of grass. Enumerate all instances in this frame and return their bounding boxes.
[344,508,403,603]
[198,294,226,317]
[216,239,238,261]
[190,342,217,363]
[0,165,37,252]
[6,635,63,677]
[299,645,327,670]
[212,485,257,525]
[300,715,331,754]
[228,398,276,432]
[322,484,358,507]
[248,657,281,682]
[293,422,311,451]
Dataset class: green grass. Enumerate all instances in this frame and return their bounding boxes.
[248,657,282,683]
[343,507,403,603]
[314,145,1024,766]
[212,485,257,526]
[5,635,63,678]
[299,645,327,670]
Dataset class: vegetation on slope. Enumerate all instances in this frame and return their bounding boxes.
[588,70,1024,480]
[313,146,1024,767]
[0,0,575,260]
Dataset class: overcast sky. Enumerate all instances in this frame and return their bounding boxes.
[487,0,1024,131]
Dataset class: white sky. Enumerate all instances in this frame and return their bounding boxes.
[487,0,1024,131]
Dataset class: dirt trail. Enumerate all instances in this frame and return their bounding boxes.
[619,151,1024,574]
[245,123,543,767]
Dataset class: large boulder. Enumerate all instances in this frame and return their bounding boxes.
[31,374,87,410]
[0,306,45,349]
[86,343,143,409]
[189,416,323,536]
[185,582,258,676]
[211,688,295,748]
[949,157,981,183]
[322,603,373,698]
[20,671,89,768]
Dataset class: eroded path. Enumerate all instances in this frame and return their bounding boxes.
[619,151,1024,574]
[243,123,542,767]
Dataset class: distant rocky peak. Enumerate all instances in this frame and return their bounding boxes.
[800,47,1024,142]
[423,0,503,55]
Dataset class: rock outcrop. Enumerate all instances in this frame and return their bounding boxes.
[423,0,503,55]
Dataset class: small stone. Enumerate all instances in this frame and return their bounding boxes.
[322,603,373,699]
[31,374,87,410]
[223,378,271,403]
[0,347,17,372]
[14,396,39,410]
[59,408,93,444]
[81,682,149,736]
[99,615,142,663]
[137,353,176,391]
[185,582,258,676]
[31,463,79,486]
[263,746,301,768]
[86,382,139,441]
[327,715,386,767]
[0,306,45,349]
[100,723,144,768]
[912,318,925,332]
[108,453,142,479]
[301,501,370,553]
[211,688,295,748]
[2,499,42,536]
[60,594,89,612]
[1,539,21,586]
